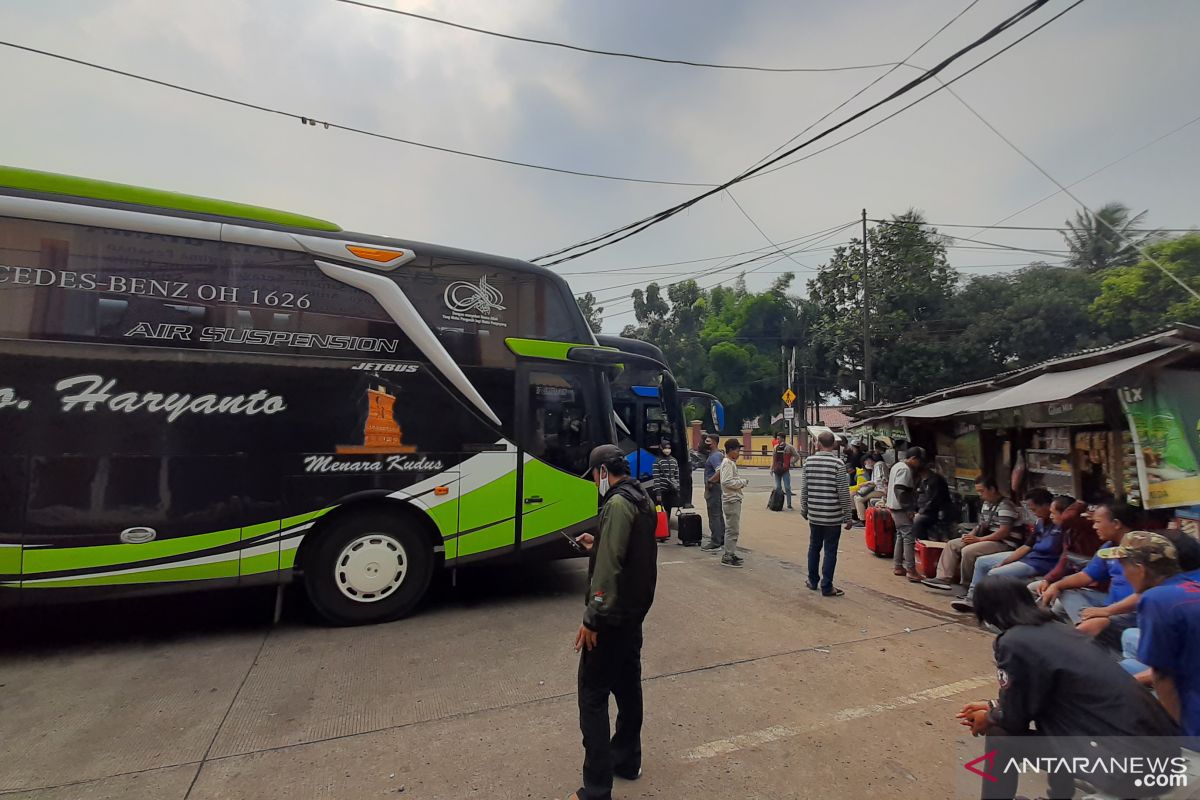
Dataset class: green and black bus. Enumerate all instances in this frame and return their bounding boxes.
[0,166,642,625]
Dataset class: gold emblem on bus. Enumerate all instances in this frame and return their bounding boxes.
[336,385,417,454]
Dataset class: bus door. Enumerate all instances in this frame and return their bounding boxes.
[517,365,605,547]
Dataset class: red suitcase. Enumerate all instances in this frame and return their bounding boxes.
[654,505,670,541]
[865,506,895,558]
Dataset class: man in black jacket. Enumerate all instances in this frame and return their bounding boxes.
[912,461,952,542]
[568,445,659,800]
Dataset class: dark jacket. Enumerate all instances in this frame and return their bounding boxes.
[583,480,658,631]
[1043,501,1101,583]
[916,471,951,517]
[987,622,1179,738]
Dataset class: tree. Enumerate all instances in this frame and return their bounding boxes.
[576,292,604,333]
[619,273,824,431]
[807,210,959,403]
[1063,202,1157,273]
[1090,233,1200,339]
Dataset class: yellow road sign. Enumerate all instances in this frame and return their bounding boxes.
[782,388,796,405]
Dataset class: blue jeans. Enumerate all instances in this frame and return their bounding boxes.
[808,523,842,593]
[1119,627,1148,676]
[966,552,1039,600]
[1055,587,1110,623]
[773,470,793,507]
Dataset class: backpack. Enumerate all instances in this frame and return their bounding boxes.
[771,444,791,475]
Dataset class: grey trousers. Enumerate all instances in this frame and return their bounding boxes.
[703,485,725,548]
[892,509,916,570]
[722,498,743,557]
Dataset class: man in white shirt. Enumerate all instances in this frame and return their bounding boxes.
[887,447,927,582]
[719,439,751,569]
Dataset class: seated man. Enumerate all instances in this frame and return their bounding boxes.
[1108,531,1200,738]
[922,475,1023,592]
[1036,502,1139,647]
[911,461,952,542]
[851,454,885,526]
[950,489,1064,613]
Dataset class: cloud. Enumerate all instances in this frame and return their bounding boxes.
[3,0,1199,333]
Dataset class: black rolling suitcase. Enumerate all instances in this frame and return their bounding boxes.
[677,509,702,546]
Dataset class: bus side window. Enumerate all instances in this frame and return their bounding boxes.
[526,369,598,476]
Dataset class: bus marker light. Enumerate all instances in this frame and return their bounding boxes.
[434,486,450,496]
[346,245,406,263]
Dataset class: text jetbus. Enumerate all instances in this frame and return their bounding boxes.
[0,166,634,625]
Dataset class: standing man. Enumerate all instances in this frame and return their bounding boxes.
[771,438,800,510]
[651,439,680,522]
[800,431,853,597]
[1106,531,1200,737]
[567,445,659,800]
[719,439,750,568]
[700,435,725,553]
[887,446,926,582]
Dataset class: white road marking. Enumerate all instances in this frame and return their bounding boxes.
[660,560,687,565]
[683,676,994,761]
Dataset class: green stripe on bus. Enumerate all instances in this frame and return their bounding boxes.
[23,527,241,575]
[456,520,517,558]
[0,166,342,232]
[23,560,237,589]
[240,552,281,577]
[504,338,612,361]
[0,546,19,576]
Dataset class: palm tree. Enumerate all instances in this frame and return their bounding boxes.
[1062,202,1158,273]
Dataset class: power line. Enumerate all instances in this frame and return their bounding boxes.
[739,0,1084,184]
[532,0,1075,266]
[927,74,1200,302]
[335,0,900,74]
[557,220,859,275]
[723,188,815,272]
[584,222,856,303]
[0,39,715,189]
[594,221,858,312]
[885,221,1196,233]
[742,0,982,174]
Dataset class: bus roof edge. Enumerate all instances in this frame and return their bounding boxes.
[0,166,342,232]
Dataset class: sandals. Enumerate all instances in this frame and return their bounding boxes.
[822,587,845,597]
[804,580,818,591]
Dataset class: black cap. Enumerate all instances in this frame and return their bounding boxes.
[582,444,625,477]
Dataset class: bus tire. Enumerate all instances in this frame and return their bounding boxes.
[304,510,433,626]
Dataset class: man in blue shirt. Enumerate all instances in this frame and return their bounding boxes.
[1101,530,1200,737]
[1037,502,1138,645]
[700,435,726,553]
[951,489,1064,613]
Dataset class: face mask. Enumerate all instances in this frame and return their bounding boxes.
[598,466,610,497]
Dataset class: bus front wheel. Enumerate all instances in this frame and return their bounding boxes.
[304,511,433,625]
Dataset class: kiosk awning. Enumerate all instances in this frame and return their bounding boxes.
[962,347,1184,413]
[897,388,1007,419]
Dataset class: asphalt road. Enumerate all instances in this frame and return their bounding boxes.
[2,490,1003,800]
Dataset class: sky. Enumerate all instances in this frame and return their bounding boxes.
[3,0,1199,332]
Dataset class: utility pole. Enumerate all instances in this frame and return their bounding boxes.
[862,208,872,405]
[787,346,796,447]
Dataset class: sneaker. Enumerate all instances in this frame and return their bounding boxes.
[950,598,975,613]
[906,569,924,583]
[721,555,744,568]
[893,566,906,576]
[700,543,721,552]
[921,577,955,591]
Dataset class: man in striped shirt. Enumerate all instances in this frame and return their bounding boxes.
[800,431,853,597]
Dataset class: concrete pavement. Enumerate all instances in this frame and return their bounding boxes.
[1,488,997,800]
